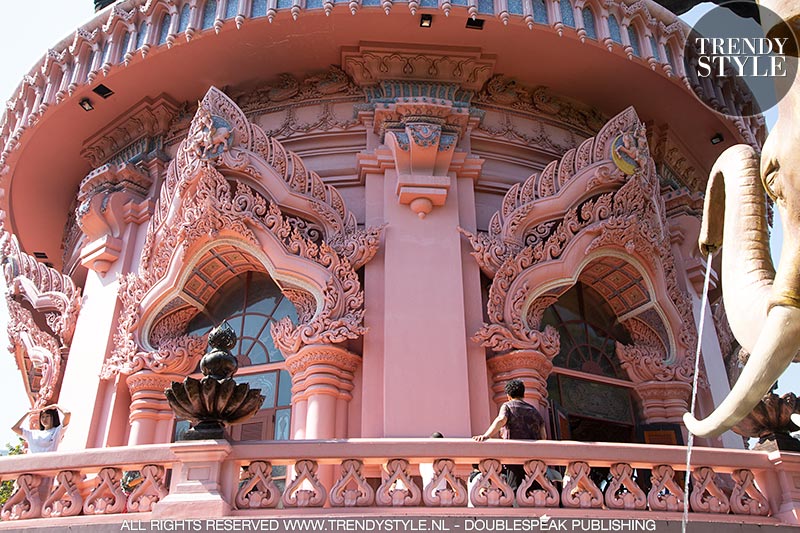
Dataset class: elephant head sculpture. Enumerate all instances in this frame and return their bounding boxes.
[682,2,800,438]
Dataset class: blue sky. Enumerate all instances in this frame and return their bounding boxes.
[0,1,793,448]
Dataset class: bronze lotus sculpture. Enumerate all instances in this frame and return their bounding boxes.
[165,321,264,440]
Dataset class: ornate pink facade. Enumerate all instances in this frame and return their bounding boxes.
[1,0,798,529]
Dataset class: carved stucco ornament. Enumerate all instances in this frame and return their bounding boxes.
[462,107,700,417]
[104,86,383,380]
[0,233,81,408]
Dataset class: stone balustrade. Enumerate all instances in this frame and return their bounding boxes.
[0,0,762,173]
[0,439,799,527]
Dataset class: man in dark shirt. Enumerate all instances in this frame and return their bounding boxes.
[472,379,546,490]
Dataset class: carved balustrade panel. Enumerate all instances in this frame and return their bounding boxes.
[730,469,770,516]
[282,459,326,508]
[1,473,42,520]
[126,464,168,512]
[423,459,468,507]
[469,459,514,507]
[376,459,421,507]
[235,461,281,509]
[42,470,83,518]
[330,459,375,507]
[562,462,603,509]
[690,466,730,514]
[516,460,559,507]
[83,467,127,515]
[605,463,646,510]
[647,464,684,512]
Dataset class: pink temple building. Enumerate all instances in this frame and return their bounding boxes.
[0,0,798,530]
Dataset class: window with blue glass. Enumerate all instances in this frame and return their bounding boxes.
[135,22,148,49]
[159,13,172,44]
[177,271,298,443]
[559,0,574,27]
[533,0,548,24]
[508,0,523,15]
[119,32,131,62]
[648,36,660,60]
[582,8,596,39]
[608,15,622,44]
[178,4,191,32]
[202,0,217,28]
[478,0,494,14]
[664,44,676,71]
[627,25,641,56]
[252,0,267,16]
[225,0,239,18]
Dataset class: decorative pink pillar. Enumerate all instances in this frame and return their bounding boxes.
[285,344,361,440]
[487,347,558,413]
[126,371,184,445]
[636,381,692,423]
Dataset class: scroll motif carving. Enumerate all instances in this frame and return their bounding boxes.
[605,463,646,510]
[730,469,770,516]
[42,470,83,518]
[83,467,126,515]
[423,459,468,507]
[126,464,168,512]
[329,459,375,507]
[376,459,421,507]
[561,462,603,509]
[647,464,684,511]
[475,76,606,135]
[516,460,559,507]
[690,467,731,514]
[469,459,514,507]
[1,474,42,520]
[282,460,326,508]
[236,461,281,509]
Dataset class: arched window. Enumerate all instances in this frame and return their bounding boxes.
[533,0,548,23]
[664,42,676,71]
[118,31,131,62]
[509,0,524,15]
[178,4,192,32]
[177,271,297,443]
[628,25,641,57]
[560,0,575,27]
[543,282,639,443]
[582,7,596,39]
[158,13,172,45]
[135,22,148,49]
[648,36,660,61]
[202,0,217,29]
[608,15,622,44]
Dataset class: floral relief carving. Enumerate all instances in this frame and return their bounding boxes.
[469,459,514,507]
[423,459,468,507]
[83,467,127,515]
[282,460,326,508]
[561,462,603,509]
[516,460,559,507]
[126,464,168,512]
[107,87,382,377]
[236,462,281,509]
[690,467,730,514]
[329,459,375,507]
[1,474,42,520]
[475,76,606,135]
[376,459,421,507]
[604,463,646,510]
[647,464,684,512]
[730,469,770,516]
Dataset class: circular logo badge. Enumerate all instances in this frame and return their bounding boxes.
[684,1,798,118]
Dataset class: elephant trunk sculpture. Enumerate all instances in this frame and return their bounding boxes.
[683,60,800,437]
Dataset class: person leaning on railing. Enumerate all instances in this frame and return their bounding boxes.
[472,379,547,490]
[11,404,71,454]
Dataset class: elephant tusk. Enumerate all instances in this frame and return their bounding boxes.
[683,305,800,438]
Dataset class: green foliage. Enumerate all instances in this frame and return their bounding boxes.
[0,438,25,505]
